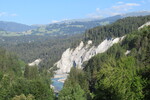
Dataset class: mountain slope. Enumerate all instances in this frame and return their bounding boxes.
[54,15,150,74]
[0,21,37,32]
[51,15,150,93]
[58,22,150,100]
[28,11,150,36]
[121,11,150,17]
[84,26,150,100]
[84,15,150,45]
[28,19,110,36]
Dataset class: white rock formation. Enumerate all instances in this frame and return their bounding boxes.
[28,59,42,66]
[138,21,150,30]
[125,50,131,55]
[54,36,125,76]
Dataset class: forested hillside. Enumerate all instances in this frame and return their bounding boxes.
[84,15,150,45]
[0,48,54,100]
[58,23,150,99]
[0,34,82,69]
[1,16,150,71]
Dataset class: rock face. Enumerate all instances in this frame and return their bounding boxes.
[125,50,131,55]
[54,36,125,75]
[138,21,150,30]
[28,59,42,66]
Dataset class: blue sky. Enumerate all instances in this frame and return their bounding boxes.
[0,0,150,25]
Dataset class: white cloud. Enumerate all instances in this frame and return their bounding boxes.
[0,12,17,17]
[87,2,140,18]
[117,2,124,4]
[110,12,121,16]
[112,3,140,11]
[51,19,69,23]
[126,3,140,6]
[87,8,103,18]
[87,14,103,18]
[51,20,60,23]
[0,12,7,17]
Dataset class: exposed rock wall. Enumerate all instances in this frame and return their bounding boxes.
[28,58,42,66]
[54,36,125,75]
[138,21,150,30]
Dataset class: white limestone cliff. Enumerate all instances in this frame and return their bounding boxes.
[125,50,131,55]
[138,21,150,30]
[54,36,125,76]
[28,58,42,66]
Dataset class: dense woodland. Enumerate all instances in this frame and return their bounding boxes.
[1,16,150,70]
[0,34,82,69]
[59,16,150,100]
[84,15,150,45]
[0,48,54,100]
[59,25,150,100]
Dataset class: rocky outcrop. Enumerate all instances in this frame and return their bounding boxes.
[54,36,125,75]
[28,59,42,66]
[138,21,150,30]
[125,50,131,55]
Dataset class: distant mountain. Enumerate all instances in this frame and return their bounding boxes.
[28,19,110,36]
[0,21,37,32]
[52,17,103,24]
[121,11,150,17]
[27,15,121,36]
[0,11,150,36]
[27,11,150,36]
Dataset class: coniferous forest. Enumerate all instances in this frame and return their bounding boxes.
[0,48,54,100]
[58,17,150,100]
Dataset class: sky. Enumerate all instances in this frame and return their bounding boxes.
[0,0,150,25]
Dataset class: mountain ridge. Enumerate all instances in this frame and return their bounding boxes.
[0,11,150,36]
[0,21,37,32]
